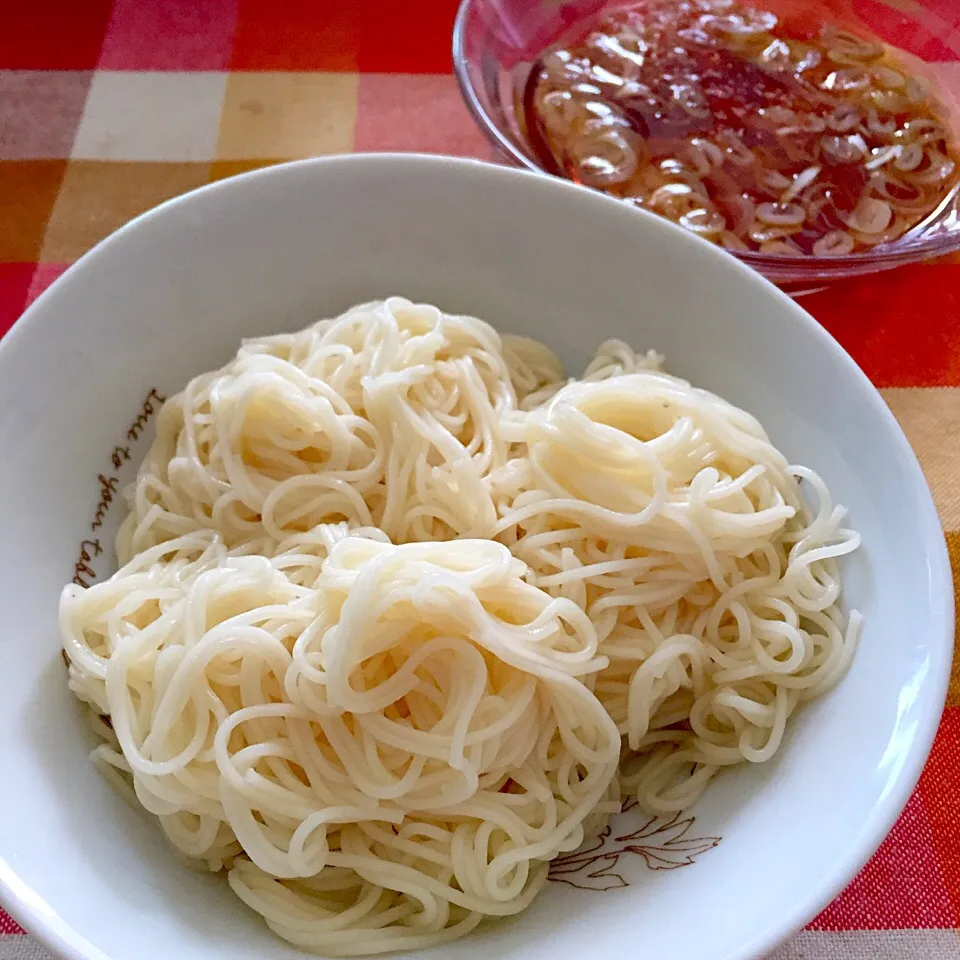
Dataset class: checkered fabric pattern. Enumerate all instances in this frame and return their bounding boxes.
[2,1,960,957]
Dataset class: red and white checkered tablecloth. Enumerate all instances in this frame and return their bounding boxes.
[2,1,960,957]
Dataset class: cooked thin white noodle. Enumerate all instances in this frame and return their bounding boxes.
[62,531,620,953]
[117,299,525,558]
[62,297,861,952]
[491,360,861,814]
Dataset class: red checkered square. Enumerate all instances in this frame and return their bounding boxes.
[357,0,461,73]
[805,265,960,388]
[0,0,113,69]
[919,709,960,921]
[0,263,35,339]
[99,0,239,71]
[0,910,24,934]
[354,74,493,157]
[809,790,958,930]
[230,0,359,71]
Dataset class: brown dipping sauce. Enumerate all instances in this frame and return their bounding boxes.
[521,0,960,256]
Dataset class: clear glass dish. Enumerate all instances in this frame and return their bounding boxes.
[453,0,960,289]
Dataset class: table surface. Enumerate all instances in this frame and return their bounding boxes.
[2,2,960,958]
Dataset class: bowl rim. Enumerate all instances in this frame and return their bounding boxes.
[0,152,953,960]
[450,0,960,277]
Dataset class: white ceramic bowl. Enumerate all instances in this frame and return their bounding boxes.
[0,155,951,960]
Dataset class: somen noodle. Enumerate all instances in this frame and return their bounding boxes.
[61,297,860,953]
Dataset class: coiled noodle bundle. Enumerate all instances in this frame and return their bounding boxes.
[62,531,620,954]
[118,299,523,561]
[493,369,860,813]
